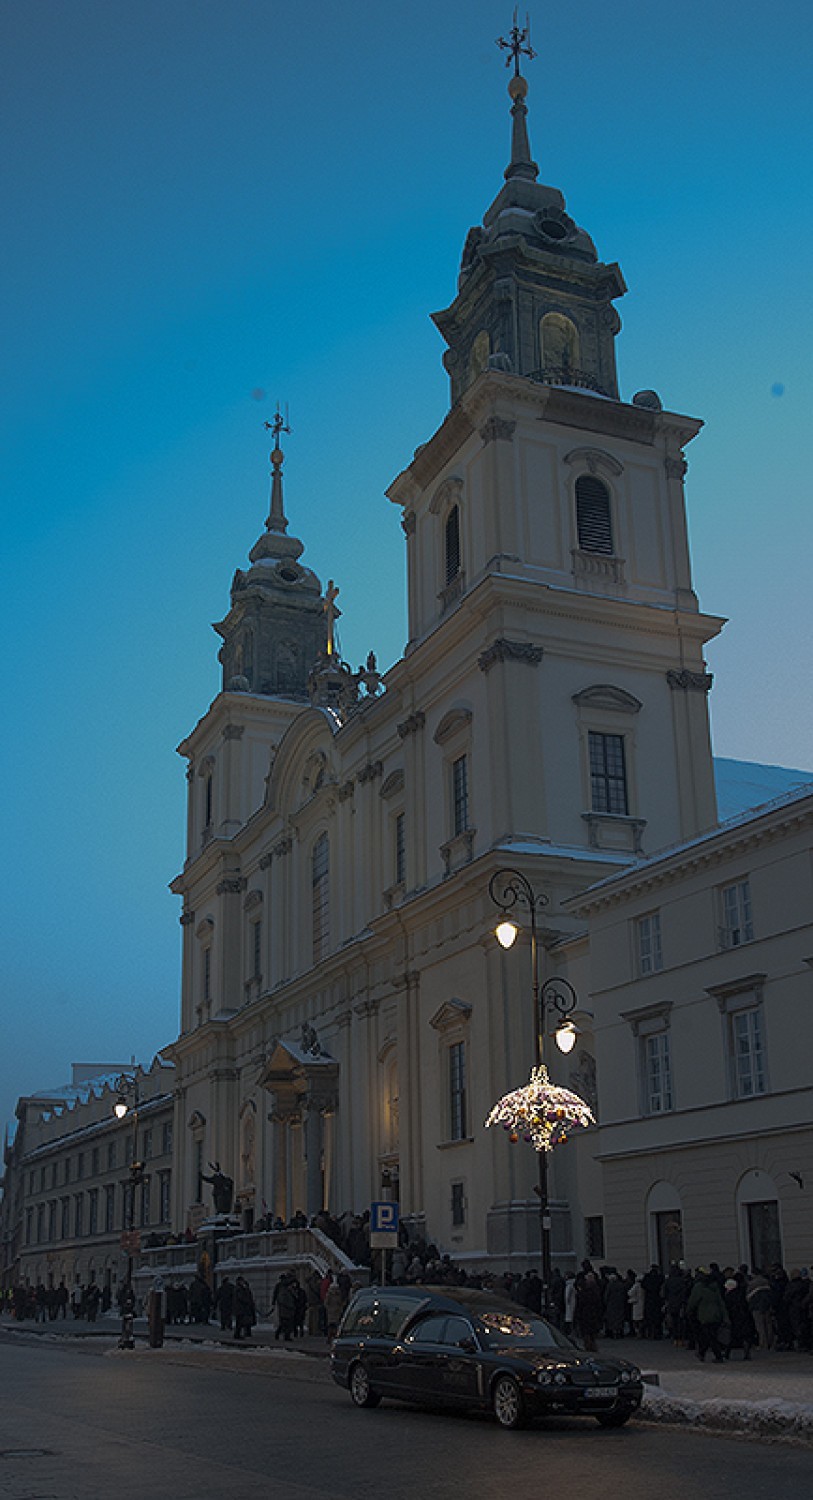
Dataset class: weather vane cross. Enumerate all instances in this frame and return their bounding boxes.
[497,8,536,76]
[264,402,291,446]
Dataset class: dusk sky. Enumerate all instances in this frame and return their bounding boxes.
[2,0,811,1134]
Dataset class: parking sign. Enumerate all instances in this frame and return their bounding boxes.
[370,1200,399,1247]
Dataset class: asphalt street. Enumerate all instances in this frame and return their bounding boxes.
[0,1333,811,1500]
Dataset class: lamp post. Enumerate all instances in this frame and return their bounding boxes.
[112,1073,144,1348]
[489,868,579,1313]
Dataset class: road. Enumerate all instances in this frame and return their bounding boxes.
[0,1333,810,1500]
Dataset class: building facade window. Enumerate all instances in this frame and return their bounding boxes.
[76,1153,85,1181]
[395,811,406,886]
[312,832,330,964]
[143,1128,153,1161]
[451,1180,466,1227]
[589,731,628,815]
[449,1040,468,1141]
[644,1032,673,1113]
[74,1194,84,1239]
[585,1215,605,1259]
[140,1178,151,1227]
[25,1208,32,1246]
[91,1147,100,1176]
[252,918,262,980]
[107,1141,116,1171]
[162,1123,173,1156]
[36,1203,45,1243]
[720,879,754,948]
[159,1170,171,1224]
[204,772,213,829]
[637,912,663,976]
[731,1007,766,1097]
[203,944,212,1005]
[48,1200,57,1242]
[50,1162,57,1190]
[576,474,614,555]
[88,1188,99,1236]
[445,505,461,585]
[60,1198,70,1240]
[452,755,469,836]
[64,1157,71,1185]
[104,1184,115,1233]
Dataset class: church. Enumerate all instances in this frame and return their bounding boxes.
[162,32,812,1279]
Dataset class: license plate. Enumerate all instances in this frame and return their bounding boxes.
[585,1386,617,1399]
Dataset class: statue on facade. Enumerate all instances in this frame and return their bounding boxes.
[201,1161,234,1215]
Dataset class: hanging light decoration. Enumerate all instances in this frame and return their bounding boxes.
[485,1064,595,1152]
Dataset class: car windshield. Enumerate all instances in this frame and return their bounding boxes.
[474,1311,573,1350]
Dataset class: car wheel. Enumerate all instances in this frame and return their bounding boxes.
[492,1374,526,1430]
[349,1361,381,1409]
[596,1410,631,1428]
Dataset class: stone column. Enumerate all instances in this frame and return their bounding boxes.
[397,712,426,890]
[304,1098,323,1217]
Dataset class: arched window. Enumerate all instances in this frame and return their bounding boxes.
[469,330,490,382]
[540,312,580,373]
[312,833,330,964]
[576,475,614,555]
[445,505,461,585]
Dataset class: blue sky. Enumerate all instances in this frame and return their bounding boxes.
[1,0,811,1132]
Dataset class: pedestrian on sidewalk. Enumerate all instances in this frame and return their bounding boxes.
[233,1276,256,1340]
[687,1269,728,1363]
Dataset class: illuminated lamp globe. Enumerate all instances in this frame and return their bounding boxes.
[113,1096,128,1119]
[495,920,519,950]
[555,1020,577,1054]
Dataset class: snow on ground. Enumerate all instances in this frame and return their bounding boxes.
[641,1384,813,1443]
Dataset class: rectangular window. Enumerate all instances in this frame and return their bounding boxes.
[61,1198,70,1240]
[51,1162,57,1190]
[91,1147,100,1176]
[449,1041,468,1141]
[36,1203,45,1243]
[74,1194,84,1239]
[107,1141,116,1171]
[644,1032,673,1113]
[64,1157,71,1185]
[143,1128,153,1161]
[203,945,212,1003]
[451,1181,466,1227]
[140,1178,151,1227]
[25,1209,32,1246]
[252,919,262,979]
[452,755,469,836]
[159,1170,171,1224]
[195,1139,204,1202]
[162,1123,173,1157]
[720,880,753,948]
[589,732,628,815]
[585,1215,605,1259]
[104,1184,116,1233]
[88,1189,99,1236]
[48,1200,57,1242]
[637,912,663,976]
[395,812,406,886]
[125,1136,133,1166]
[76,1153,85,1181]
[732,1008,765,1097]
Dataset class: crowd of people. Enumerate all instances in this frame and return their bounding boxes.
[5,1232,812,1364]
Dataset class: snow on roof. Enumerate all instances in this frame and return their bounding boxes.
[714,756,813,821]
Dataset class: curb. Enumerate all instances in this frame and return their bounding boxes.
[639,1385,813,1445]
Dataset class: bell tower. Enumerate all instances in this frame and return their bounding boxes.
[433,22,625,406]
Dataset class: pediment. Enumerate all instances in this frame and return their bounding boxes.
[572,685,642,714]
[433,707,473,745]
[258,1036,338,1090]
[380,769,405,800]
[429,998,472,1032]
[563,446,624,478]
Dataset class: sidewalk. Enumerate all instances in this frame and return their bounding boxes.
[4,1317,812,1441]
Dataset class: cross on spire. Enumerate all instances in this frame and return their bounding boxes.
[263,403,291,534]
[497,8,536,77]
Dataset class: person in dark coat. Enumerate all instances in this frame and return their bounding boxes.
[214,1275,235,1331]
[663,1263,691,1345]
[274,1274,297,1342]
[548,1268,565,1327]
[233,1277,256,1340]
[686,1270,728,1362]
[603,1274,628,1338]
[724,1276,756,1359]
[641,1265,665,1339]
[575,1272,604,1352]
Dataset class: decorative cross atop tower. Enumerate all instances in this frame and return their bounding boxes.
[496,8,536,77]
[263,404,292,535]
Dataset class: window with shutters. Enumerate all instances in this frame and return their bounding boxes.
[312,833,330,964]
[576,475,614,555]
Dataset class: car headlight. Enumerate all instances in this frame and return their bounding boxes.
[553,1370,568,1386]
[537,1370,553,1385]
[620,1371,630,1383]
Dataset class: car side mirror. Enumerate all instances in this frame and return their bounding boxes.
[458,1336,477,1353]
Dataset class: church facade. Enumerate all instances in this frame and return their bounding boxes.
[164,52,728,1272]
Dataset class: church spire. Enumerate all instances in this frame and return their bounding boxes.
[497,10,538,183]
[264,404,290,535]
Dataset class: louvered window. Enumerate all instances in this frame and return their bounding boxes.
[445,505,461,584]
[576,475,613,555]
[312,833,330,963]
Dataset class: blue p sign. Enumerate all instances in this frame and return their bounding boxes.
[371,1201,399,1233]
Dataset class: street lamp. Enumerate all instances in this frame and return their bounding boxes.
[488,867,584,1312]
[111,1072,144,1348]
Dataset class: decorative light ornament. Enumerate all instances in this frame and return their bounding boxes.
[485,1065,595,1152]
[495,920,519,949]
